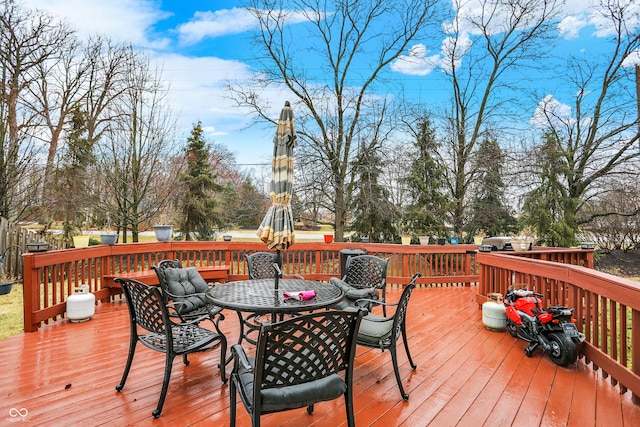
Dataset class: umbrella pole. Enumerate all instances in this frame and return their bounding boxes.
[274,249,282,292]
[272,249,283,323]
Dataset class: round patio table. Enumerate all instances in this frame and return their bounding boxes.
[206,278,344,315]
[206,278,345,349]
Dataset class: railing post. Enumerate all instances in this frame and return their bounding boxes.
[633,308,640,404]
[22,253,39,332]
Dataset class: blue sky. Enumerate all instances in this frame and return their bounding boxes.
[20,0,640,169]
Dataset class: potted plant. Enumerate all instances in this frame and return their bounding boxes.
[153,224,174,242]
[100,212,118,245]
[100,233,118,245]
[73,235,90,248]
[0,273,16,295]
[0,246,20,295]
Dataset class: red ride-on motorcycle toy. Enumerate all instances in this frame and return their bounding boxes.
[504,288,584,366]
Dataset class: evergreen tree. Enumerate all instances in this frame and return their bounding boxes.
[350,145,396,243]
[520,132,576,247]
[179,121,222,240]
[55,107,94,246]
[464,136,517,240]
[403,117,449,240]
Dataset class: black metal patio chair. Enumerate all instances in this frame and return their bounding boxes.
[330,254,390,315]
[354,272,421,401]
[152,259,225,334]
[245,251,303,280]
[239,252,304,346]
[115,278,227,418]
[229,309,365,427]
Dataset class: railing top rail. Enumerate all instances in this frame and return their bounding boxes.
[478,251,640,309]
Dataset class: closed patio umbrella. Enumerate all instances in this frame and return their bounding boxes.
[257,101,297,273]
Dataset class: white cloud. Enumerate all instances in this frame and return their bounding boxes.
[530,95,573,127]
[391,44,440,76]
[153,53,254,132]
[562,0,640,39]
[558,15,587,39]
[622,50,640,67]
[23,0,169,48]
[439,31,472,73]
[177,8,256,45]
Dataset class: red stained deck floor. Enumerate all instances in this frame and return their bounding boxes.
[2,286,640,426]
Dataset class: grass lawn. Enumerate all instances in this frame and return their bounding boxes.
[0,283,23,340]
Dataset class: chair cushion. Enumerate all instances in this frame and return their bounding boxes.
[357,313,394,345]
[163,267,208,313]
[237,362,347,413]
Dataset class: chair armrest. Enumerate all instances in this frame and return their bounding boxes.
[331,278,377,297]
[231,344,253,373]
[167,302,210,325]
[354,298,398,318]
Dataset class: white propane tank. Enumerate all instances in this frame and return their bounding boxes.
[66,284,95,322]
[482,293,506,331]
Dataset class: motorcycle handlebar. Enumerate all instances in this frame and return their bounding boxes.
[511,289,544,298]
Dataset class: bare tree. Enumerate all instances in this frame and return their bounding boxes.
[230,0,442,240]
[523,0,640,245]
[438,0,562,237]
[582,178,640,251]
[94,52,178,242]
[0,0,74,220]
[29,34,88,214]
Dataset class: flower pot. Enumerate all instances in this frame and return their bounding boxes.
[437,237,446,245]
[419,236,430,245]
[401,236,411,245]
[324,234,334,243]
[100,234,118,245]
[0,282,14,296]
[73,235,90,248]
[450,237,459,245]
[223,235,232,242]
[153,225,173,242]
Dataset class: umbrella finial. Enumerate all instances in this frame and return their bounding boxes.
[285,101,290,106]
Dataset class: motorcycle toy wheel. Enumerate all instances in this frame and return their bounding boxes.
[506,319,518,337]
[547,332,577,366]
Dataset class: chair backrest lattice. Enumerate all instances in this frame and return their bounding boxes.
[255,311,362,389]
[246,252,278,280]
[343,255,389,290]
[390,278,417,343]
[121,279,169,336]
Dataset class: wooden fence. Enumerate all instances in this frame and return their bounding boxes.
[0,217,66,279]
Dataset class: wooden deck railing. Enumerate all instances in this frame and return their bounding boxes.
[476,250,640,404]
[21,242,594,333]
[21,241,485,332]
[25,240,640,404]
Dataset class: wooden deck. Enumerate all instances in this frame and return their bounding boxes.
[2,286,640,426]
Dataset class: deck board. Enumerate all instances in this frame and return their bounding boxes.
[1,286,638,426]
